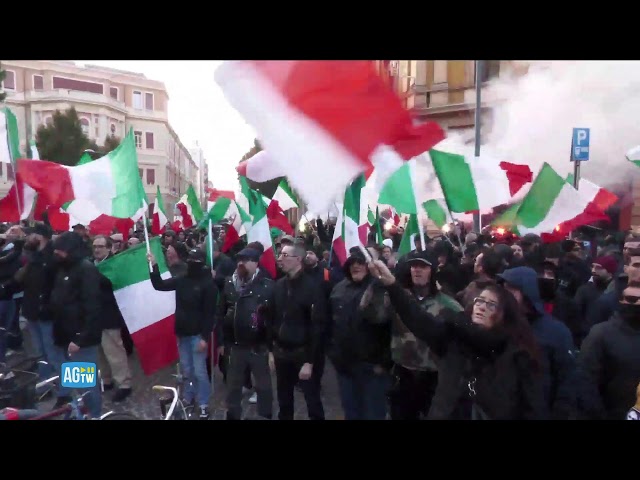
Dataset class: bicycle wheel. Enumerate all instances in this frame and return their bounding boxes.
[101,412,140,420]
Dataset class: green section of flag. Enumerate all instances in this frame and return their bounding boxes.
[429,149,479,213]
[97,237,167,289]
[398,213,419,257]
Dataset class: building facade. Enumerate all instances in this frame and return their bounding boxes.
[0,60,202,218]
[189,142,208,211]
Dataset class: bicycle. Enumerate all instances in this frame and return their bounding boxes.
[0,375,139,420]
[153,364,195,420]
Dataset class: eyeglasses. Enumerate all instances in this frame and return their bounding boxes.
[473,297,499,312]
[279,252,298,258]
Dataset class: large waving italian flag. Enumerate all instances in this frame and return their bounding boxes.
[215,61,445,213]
[97,237,178,375]
[18,129,146,219]
[511,163,609,236]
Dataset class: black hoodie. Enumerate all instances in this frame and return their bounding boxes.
[49,232,102,348]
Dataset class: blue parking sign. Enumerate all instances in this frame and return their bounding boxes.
[572,128,590,161]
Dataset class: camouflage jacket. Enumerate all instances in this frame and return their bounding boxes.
[391,290,463,371]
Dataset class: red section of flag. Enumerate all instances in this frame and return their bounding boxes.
[130,315,178,376]
[170,220,183,233]
[89,215,134,236]
[17,159,74,206]
[250,61,445,166]
[541,202,610,243]
[266,200,294,235]
[0,180,25,222]
[592,188,618,212]
[221,225,240,253]
[46,207,70,232]
[259,247,277,279]
[499,161,533,196]
[332,237,347,266]
[176,203,194,228]
[208,188,236,202]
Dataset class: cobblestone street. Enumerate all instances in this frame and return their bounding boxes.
[14,351,345,420]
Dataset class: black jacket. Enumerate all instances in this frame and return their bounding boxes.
[211,252,236,290]
[95,255,127,331]
[9,242,57,322]
[386,282,547,420]
[217,269,274,347]
[150,264,218,339]
[271,270,328,364]
[577,313,640,420]
[50,258,103,348]
[327,275,394,373]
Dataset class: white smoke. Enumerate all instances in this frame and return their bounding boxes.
[481,61,640,189]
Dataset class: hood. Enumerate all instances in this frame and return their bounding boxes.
[343,252,369,282]
[52,232,91,263]
[498,266,545,315]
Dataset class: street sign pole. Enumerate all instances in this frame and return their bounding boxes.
[473,60,484,233]
[570,128,590,238]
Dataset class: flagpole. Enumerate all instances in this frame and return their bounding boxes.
[208,218,215,389]
[142,202,153,273]
[409,163,427,251]
[473,60,484,234]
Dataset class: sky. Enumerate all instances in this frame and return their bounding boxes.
[77,60,256,191]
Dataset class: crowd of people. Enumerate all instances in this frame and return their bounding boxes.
[0,215,639,420]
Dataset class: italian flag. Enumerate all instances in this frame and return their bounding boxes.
[626,145,640,168]
[566,174,619,213]
[0,172,37,222]
[215,60,445,213]
[272,178,299,211]
[398,213,419,257]
[246,188,276,279]
[152,186,168,235]
[0,107,20,166]
[236,150,286,183]
[207,187,235,212]
[266,200,294,236]
[175,184,204,229]
[201,196,251,254]
[423,199,454,229]
[332,175,369,265]
[96,237,178,376]
[511,163,609,236]
[18,129,146,220]
[428,149,532,213]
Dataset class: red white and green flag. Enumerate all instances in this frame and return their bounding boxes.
[0,107,20,166]
[332,175,369,265]
[271,178,299,211]
[201,196,251,255]
[152,186,168,235]
[215,61,445,213]
[510,163,609,236]
[96,237,178,375]
[246,188,276,278]
[19,129,147,221]
[175,184,204,229]
[398,213,420,257]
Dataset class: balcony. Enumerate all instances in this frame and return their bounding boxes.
[24,89,127,113]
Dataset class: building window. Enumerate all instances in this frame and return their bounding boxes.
[52,76,103,94]
[110,123,116,135]
[94,116,100,137]
[33,75,44,91]
[110,87,118,100]
[139,168,143,178]
[145,93,154,111]
[0,163,3,176]
[133,91,143,109]
[433,61,447,84]
[80,118,90,135]
[134,131,142,148]
[146,168,155,185]
[7,163,14,180]
[145,132,154,149]
[2,70,16,90]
